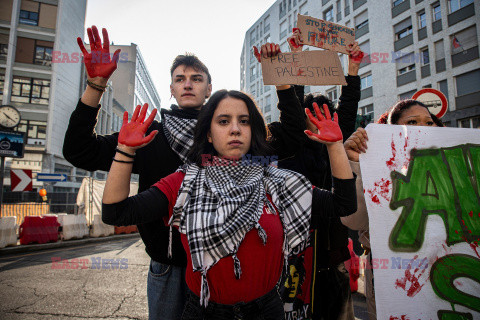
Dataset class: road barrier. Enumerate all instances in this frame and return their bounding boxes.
[19,216,60,245]
[0,216,17,248]
[57,214,89,240]
[89,214,114,238]
[114,225,138,235]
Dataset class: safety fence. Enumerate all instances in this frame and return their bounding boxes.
[0,177,139,248]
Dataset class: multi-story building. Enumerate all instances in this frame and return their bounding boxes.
[240,0,479,128]
[110,43,161,122]
[0,0,87,192]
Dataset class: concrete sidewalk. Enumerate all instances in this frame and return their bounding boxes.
[0,233,140,256]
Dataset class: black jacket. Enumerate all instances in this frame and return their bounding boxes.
[278,75,361,268]
[63,88,305,267]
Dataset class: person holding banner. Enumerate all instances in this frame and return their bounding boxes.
[342,99,444,320]
[253,29,363,320]
[101,91,357,319]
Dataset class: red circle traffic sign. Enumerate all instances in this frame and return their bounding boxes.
[412,88,448,119]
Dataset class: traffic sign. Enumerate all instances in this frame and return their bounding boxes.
[11,169,32,191]
[36,173,68,182]
[412,88,448,119]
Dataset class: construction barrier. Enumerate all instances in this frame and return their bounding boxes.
[1,203,50,225]
[114,225,138,235]
[0,216,17,248]
[89,214,114,238]
[57,214,89,240]
[19,216,60,245]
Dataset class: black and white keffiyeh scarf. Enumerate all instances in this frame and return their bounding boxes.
[161,105,198,162]
[168,157,312,306]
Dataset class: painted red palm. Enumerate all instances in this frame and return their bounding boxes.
[118,104,158,147]
[77,26,121,79]
[305,103,343,143]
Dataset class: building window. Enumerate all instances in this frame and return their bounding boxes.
[398,64,415,75]
[250,83,256,97]
[455,69,480,97]
[265,95,271,113]
[337,1,342,17]
[327,88,338,105]
[265,115,272,123]
[418,11,426,29]
[396,25,413,40]
[448,0,473,13]
[264,18,270,33]
[0,43,7,58]
[324,7,334,22]
[432,3,441,21]
[11,77,50,105]
[451,26,478,54]
[355,10,369,31]
[360,74,372,89]
[360,104,374,116]
[421,48,430,65]
[34,46,53,66]
[458,117,480,128]
[280,21,287,39]
[14,120,47,145]
[392,0,405,7]
[250,66,256,81]
[434,40,445,61]
[279,0,286,19]
[19,10,39,26]
[250,30,256,44]
[0,75,4,98]
[438,79,449,99]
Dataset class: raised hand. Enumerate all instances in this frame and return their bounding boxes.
[344,127,369,162]
[347,41,364,76]
[77,26,121,82]
[118,104,158,150]
[305,103,343,144]
[287,28,304,52]
[253,43,281,63]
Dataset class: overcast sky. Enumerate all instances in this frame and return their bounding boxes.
[84,0,277,109]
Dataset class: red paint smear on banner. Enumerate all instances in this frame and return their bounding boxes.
[389,316,411,320]
[367,178,392,205]
[386,138,397,170]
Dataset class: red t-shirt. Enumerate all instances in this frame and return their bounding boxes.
[153,171,284,304]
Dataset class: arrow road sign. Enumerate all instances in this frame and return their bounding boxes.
[36,173,68,182]
[11,169,32,191]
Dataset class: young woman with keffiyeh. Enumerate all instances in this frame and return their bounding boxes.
[102,90,357,319]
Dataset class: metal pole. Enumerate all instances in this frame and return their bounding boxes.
[0,157,4,215]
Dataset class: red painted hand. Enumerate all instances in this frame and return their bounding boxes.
[77,26,121,79]
[118,103,158,149]
[305,103,343,144]
[253,43,281,63]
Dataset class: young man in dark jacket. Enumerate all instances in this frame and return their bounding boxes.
[278,30,363,320]
[64,26,306,320]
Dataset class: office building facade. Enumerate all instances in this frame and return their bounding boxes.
[240,0,479,128]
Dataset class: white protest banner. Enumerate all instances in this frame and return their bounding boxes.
[296,14,355,54]
[359,124,480,320]
[261,50,346,86]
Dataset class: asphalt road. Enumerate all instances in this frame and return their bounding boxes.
[0,237,368,320]
[0,237,149,320]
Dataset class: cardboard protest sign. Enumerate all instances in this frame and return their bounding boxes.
[297,14,355,54]
[261,50,346,86]
[359,124,480,320]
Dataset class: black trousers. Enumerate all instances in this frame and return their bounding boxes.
[181,286,285,320]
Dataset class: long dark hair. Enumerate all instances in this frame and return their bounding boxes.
[376,99,444,127]
[187,90,272,166]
